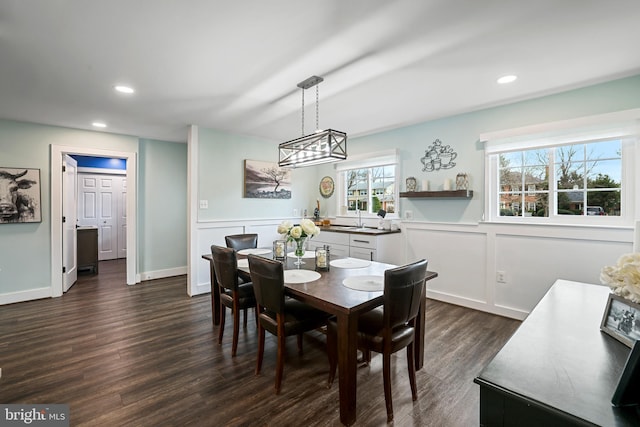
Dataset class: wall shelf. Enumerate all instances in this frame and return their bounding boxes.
[399,190,473,199]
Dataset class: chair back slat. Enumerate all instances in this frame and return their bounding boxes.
[384,259,428,329]
[247,255,285,314]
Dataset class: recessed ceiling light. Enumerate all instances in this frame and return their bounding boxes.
[114,85,135,94]
[92,122,107,128]
[497,75,517,84]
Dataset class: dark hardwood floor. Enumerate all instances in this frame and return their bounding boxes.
[0,260,520,426]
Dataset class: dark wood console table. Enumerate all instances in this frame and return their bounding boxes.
[475,280,639,426]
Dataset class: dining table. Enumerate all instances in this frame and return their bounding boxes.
[202,249,438,426]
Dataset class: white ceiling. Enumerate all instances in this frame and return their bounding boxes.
[1,0,639,143]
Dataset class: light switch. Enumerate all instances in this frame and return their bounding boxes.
[199,200,208,209]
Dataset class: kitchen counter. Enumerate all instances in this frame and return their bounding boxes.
[318,225,401,235]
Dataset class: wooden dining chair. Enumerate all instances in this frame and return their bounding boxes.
[327,259,428,422]
[211,245,257,357]
[247,254,331,394]
[225,233,258,251]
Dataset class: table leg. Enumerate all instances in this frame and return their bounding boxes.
[414,295,426,370]
[337,312,358,426]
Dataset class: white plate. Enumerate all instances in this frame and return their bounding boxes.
[286,250,315,259]
[330,258,371,269]
[237,258,249,268]
[284,270,321,284]
[237,248,272,256]
[342,275,384,291]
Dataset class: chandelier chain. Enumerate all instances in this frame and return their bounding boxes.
[316,85,320,131]
[301,88,305,136]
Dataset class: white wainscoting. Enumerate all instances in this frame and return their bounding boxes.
[191,218,633,320]
[403,221,633,320]
[192,218,284,295]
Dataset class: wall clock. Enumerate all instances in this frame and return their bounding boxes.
[319,176,335,198]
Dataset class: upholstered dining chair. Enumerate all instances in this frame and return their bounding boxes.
[225,233,258,251]
[211,245,257,357]
[327,259,428,422]
[247,254,331,394]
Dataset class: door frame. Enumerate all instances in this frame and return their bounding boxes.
[50,145,137,297]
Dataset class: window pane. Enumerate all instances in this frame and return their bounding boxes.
[500,152,522,168]
[499,193,522,216]
[523,166,548,190]
[523,148,548,166]
[555,161,585,190]
[500,167,521,191]
[557,190,583,215]
[557,144,585,163]
[343,164,396,214]
[587,190,620,216]
[586,159,621,188]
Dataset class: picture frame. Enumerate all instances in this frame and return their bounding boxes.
[243,160,291,199]
[612,339,640,407]
[319,176,334,198]
[0,167,42,224]
[600,293,640,348]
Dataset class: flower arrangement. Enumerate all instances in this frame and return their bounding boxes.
[600,253,640,303]
[277,219,320,258]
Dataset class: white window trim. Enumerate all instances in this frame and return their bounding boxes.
[482,110,639,226]
[335,149,399,219]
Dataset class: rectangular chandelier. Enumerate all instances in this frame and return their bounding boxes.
[278,129,347,168]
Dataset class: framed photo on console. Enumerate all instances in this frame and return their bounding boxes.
[600,293,640,348]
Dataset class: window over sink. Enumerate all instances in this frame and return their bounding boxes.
[336,150,399,218]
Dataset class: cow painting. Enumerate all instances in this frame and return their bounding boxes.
[0,168,41,224]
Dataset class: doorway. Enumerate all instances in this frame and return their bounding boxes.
[50,145,137,298]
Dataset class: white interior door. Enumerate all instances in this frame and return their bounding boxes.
[62,155,78,291]
[78,173,125,261]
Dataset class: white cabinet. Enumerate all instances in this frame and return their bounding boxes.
[349,234,377,261]
[310,230,401,264]
[308,232,350,258]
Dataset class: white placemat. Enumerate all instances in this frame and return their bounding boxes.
[237,258,249,268]
[330,258,371,269]
[286,250,315,259]
[237,248,272,256]
[342,275,384,291]
[284,270,321,284]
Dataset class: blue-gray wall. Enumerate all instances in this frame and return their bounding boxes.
[0,120,186,297]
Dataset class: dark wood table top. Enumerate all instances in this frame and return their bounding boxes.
[475,280,639,426]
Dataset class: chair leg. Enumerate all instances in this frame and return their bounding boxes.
[327,324,337,387]
[383,351,394,422]
[256,323,265,375]
[243,308,248,328]
[297,333,303,355]
[407,343,418,401]
[232,300,240,357]
[218,305,226,344]
[275,314,286,394]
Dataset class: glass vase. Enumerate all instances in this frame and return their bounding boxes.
[294,237,307,267]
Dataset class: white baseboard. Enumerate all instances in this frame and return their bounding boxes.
[138,266,188,282]
[0,286,52,305]
[426,289,528,321]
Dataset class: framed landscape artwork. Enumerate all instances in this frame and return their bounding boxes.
[0,167,42,224]
[243,160,291,199]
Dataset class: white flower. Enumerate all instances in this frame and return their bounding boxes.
[300,218,317,236]
[277,220,293,235]
[289,225,302,239]
[601,252,640,303]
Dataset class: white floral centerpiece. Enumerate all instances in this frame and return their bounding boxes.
[600,253,640,303]
[277,219,320,264]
